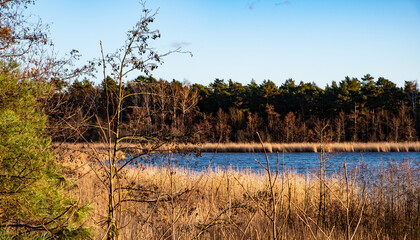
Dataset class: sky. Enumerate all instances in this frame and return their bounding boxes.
[30,0,420,87]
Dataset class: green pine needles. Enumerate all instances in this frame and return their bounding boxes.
[0,65,90,239]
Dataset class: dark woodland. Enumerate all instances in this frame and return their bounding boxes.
[48,74,420,143]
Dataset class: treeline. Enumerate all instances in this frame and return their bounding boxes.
[48,74,420,143]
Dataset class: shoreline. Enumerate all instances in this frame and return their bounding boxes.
[192,142,420,153]
[53,141,420,153]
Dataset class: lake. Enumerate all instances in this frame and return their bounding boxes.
[142,152,420,174]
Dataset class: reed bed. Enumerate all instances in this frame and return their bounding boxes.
[54,141,420,153]
[188,142,420,153]
[59,149,420,240]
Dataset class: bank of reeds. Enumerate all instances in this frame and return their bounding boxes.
[55,142,420,153]
[187,142,420,153]
[58,148,419,239]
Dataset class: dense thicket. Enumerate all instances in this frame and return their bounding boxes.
[0,0,91,238]
[48,74,419,143]
[0,65,90,239]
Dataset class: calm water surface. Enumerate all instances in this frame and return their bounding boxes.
[143,152,420,174]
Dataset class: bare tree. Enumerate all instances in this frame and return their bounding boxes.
[90,2,191,239]
[0,0,47,59]
[177,80,199,134]
[215,108,231,142]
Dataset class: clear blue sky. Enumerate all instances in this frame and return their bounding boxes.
[31,0,420,87]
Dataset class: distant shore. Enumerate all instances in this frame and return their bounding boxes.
[187,142,420,153]
[54,142,420,153]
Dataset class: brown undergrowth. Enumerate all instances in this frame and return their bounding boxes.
[56,147,419,239]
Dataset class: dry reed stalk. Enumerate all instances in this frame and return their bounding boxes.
[54,141,420,153]
[56,147,419,240]
[154,142,420,153]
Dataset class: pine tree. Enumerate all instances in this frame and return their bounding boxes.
[0,64,90,239]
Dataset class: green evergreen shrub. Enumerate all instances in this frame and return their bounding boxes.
[0,65,90,239]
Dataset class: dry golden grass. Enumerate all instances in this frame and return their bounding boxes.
[57,147,420,240]
[55,141,420,153]
[191,142,420,152]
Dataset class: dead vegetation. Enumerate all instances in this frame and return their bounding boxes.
[56,141,420,153]
[184,142,420,153]
[56,147,420,240]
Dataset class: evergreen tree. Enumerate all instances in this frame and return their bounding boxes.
[0,66,89,239]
